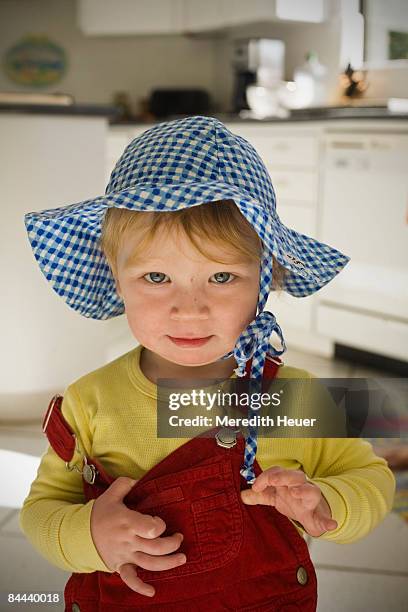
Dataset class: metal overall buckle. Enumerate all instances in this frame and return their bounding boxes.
[215,427,240,449]
[65,434,98,485]
[265,354,285,367]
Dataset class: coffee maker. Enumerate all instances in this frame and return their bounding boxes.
[231,39,285,113]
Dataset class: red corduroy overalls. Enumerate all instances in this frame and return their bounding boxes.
[42,354,317,612]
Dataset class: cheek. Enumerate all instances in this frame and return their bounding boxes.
[123,292,165,332]
[216,283,259,328]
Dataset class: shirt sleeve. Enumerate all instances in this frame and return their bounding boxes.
[259,370,395,544]
[18,384,112,573]
[299,435,396,543]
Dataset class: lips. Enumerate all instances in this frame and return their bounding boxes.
[168,335,212,348]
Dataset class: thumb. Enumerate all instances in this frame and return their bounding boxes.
[106,476,138,501]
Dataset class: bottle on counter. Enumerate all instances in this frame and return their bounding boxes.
[293,51,328,107]
[112,91,133,122]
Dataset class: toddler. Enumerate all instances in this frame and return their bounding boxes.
[20,116,395,611]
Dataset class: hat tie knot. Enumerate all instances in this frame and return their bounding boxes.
[232,310,286,379]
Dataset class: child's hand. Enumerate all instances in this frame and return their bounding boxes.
[90,476,186,597]
[240,466,338,537]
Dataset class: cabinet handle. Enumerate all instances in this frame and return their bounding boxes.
[334,158,349,168]
[329,141,365,150]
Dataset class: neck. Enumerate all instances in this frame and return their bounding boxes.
[140,346,238,385]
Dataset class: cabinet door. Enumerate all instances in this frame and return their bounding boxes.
[106,130,133,184]
[78,0,184,35]
[183,0,326,31]
[275,0,325,22]
[227,126,319,169]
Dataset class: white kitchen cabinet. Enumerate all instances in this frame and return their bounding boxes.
[78,0,326,36]
[183,1,296,32]
[106,126,148,183]
[270,170,318,203]
[228,123,320,336]
[105,131,134,184]
[183,0,327,33]
[2,113,113,421]
[185,0,326,32]
[275,0,325,23]
[235,132,319,170]
[78,0,184,36]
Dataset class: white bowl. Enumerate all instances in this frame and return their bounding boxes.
[246,85,280,118]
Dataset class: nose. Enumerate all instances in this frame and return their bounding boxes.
[170,288,209,320]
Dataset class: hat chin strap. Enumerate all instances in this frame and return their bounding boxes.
[226,310,286,377]
[217,309,287,484]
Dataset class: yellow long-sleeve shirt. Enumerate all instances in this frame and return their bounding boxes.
[19,344,395,574]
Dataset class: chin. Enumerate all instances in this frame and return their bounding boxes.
[167,351,218,367]
[166,342,233,367]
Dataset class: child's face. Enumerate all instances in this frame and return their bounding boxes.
[114,225,261,369]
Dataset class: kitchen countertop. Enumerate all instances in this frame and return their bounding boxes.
[0,102,120,118]
[110,107,408,125]
[2,103,407,123]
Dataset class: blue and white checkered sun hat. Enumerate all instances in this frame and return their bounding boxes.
[24,115,350,484]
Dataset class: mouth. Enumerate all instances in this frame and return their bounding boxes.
[167,335,213,348]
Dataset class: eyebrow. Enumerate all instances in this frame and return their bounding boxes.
[124,257,165,269]
[124,261,254,272]
[123,251,255,269]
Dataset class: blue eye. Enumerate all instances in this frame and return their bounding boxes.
[211,272,235,284]
[144,272,169,284]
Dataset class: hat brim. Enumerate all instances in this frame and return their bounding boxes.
[24,180,350,319]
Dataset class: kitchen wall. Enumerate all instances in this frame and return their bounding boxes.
[3,0,404,115]
[365,0,408,64]
[0,0,218,112]
[362,0,408,100]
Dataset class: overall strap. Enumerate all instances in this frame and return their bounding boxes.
[42,394,78,463]
[243,352,283,392]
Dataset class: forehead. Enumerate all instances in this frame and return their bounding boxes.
[118,226,254,269]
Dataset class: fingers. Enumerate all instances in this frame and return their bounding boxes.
[290,483,321,509]
[131,549,187,572]
[118,563,156,597]
[241,486,276,506]
[118,545,188,598]
[135,531,185,556]
[126,510,167,539]
[302,511,338,537]
[252,467,307,492]
[107,476,138,502]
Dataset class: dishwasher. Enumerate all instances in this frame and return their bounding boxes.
[316,130,408,365]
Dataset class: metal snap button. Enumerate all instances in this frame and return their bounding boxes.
[215,427,238,448]
[296,565,308,586]
[71,603,81,612]
[83,460,97,485]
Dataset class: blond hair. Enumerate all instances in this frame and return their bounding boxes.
[99,199,287,290]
